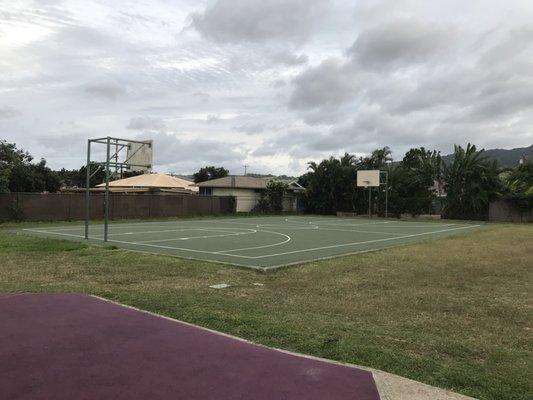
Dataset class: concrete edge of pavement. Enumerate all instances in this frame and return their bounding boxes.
[92,295,477,400]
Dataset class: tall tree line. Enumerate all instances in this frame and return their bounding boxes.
[0,140,60,193]
[1,140,530,220]
[0,140,130,193]
[300,144,520,220]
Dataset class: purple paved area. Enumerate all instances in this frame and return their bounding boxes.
[0,293,380,400]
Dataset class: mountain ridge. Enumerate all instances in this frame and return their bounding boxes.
[441,144,532,168]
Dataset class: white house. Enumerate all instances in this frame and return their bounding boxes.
[195,176,304,212]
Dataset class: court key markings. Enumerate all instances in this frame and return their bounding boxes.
[21,216,482,269]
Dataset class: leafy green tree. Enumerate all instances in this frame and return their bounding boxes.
[265,180,288,212]
[0,173,9,193]
[360,146,393,169]
[121,170,144,179]
[443,144,501,220]
[253,193,271,213]
[389,148,442,216]
[0,140,60,192]
[503,162,533,196]
[500,161,533,210]
[0,140,32,166]
[252,180,288,213]
[193,166,229,183]
[55,165,107,188]
[301,153,361,214]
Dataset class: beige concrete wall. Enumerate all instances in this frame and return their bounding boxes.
[211,188,297,212]
[212,188,260,212]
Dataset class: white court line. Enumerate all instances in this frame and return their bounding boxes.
[22,229,236,256]
[104,227,248,237]
[137,230,257,244]
[23,224,480,260]
[310,221,457,228]
[285,218,393,227]
[285,217,459,229]
[217,230,291,254]
[27,222,186,232]
[371,225,458,228]
[312,226,406,236]
[21,228,290,258]
[34,216,447,233]
[36,217,288,232]
[240,225,480,259]
[255,224,406,237]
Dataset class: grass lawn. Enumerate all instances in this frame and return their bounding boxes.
[1,219,532,400]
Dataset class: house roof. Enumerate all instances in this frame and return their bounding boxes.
[96,173,198,192]
[195,176,304,191]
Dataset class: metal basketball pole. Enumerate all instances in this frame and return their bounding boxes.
[84,137,152,242]
[384,171,389,218]
[84,140,91,239]
[104,137,111,242]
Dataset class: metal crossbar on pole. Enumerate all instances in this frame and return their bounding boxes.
[84,136,152,242]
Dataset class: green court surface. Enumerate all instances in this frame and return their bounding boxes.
[21,216,482,270]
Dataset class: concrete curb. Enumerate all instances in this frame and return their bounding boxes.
[93,295,477,400]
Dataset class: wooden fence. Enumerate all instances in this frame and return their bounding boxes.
[489,199,532,223]
[0,193,235,221]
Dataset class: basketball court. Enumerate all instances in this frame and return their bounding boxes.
[22,216,482,270]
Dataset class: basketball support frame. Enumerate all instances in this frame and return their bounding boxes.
[84,137,152,242]
[359,170,390,219]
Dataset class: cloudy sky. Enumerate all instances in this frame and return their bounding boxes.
[1,0,532,175]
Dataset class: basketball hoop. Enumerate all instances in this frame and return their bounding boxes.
[357,170,389,219]
[84,137,153,242]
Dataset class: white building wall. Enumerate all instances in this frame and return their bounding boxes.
[211,188,297,212]
[212,188,260,212]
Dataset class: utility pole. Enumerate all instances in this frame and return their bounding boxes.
[243,164,248,175]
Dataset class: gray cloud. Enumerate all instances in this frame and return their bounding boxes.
[233,121,286,135]
[84,80,126,100]
[0,106,21,119]
[269,51,308,66]
[192,91,211,102]
[479,27,533,66]
[234,122,266,134]
[271,79,287,88]
[35,130,89,153]
[190,0,329,43]
[289,58,360,110]
[143,131,248,172]
[127,116,167,131]
[1,0,532,176]
[348,18,452,69]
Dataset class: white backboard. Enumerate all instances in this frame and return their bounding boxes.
[126,140,153,171]
[357,170,380,187]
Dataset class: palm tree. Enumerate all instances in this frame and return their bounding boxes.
[443,143,501,220]
[370,146,393,169]
[307,161,318,172]
[340,152,356,167]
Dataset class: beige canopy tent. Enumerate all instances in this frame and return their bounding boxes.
[95,173,198,193]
